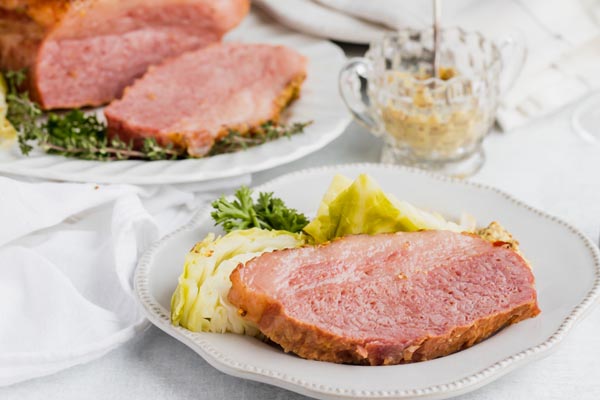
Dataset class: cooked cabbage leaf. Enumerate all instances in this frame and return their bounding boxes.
[302,174,352,243]
[171,228,306,335]
[303,174,471,243]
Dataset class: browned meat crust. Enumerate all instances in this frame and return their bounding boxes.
[0,1,73,27]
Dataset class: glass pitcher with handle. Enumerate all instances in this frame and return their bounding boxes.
[339,27,526,177]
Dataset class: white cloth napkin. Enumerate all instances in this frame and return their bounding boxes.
[0,174,250,386]
[255,0,600,130]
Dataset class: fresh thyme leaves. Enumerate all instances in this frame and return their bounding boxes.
[211,186,309,233]
[4,69,26,93]
[2,69,310,161]
[14,106,182,161]
[41,111,182,161]
[3,69,43,155]
[207,121,312,156]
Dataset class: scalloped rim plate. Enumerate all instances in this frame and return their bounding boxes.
[134,164,600,399]
[0,11,351,184]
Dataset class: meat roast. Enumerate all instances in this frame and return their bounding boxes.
[228,231,540,365]
[0,0,249,109]
[104,43,307,157]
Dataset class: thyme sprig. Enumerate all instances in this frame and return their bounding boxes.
[2,69,309,161]
[208,121,312,156]
[3,69,43,155]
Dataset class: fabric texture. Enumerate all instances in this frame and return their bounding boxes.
[0,174,250,386]
[255,0,600,130]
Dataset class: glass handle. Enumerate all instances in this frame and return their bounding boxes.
[338,57,382,136]
[498,32,528,95]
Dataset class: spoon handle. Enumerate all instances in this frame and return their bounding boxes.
[433,0,441,78]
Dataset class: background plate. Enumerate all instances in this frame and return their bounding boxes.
[135,164,600,399]
[0,11,351,184]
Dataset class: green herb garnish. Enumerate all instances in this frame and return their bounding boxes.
[4,69,43,155]
[2,69,309,161]
[41,110,180,161]
[211,186,309,233]
[208,121,311,156]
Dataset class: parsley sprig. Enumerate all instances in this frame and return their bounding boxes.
[2,69,309,161]
[211,186,309,233]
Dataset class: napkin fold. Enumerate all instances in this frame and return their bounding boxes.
[0,174,250,386]
[255,0,600,130]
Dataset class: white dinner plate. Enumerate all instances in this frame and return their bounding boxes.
[134,164,600,399]
[0,11,351,184]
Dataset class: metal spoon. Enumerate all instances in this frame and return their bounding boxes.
[433,0,441,78]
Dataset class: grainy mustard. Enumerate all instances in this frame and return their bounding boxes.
[375,68,486,160]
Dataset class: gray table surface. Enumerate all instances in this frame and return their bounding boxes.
[3,44,600,400]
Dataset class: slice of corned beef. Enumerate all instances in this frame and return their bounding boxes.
[0,0,249,109]
[104,43,307,157]
[228,230,540,365]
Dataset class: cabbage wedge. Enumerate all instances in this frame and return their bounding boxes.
[171,228,306,335]
[304,174,471,243]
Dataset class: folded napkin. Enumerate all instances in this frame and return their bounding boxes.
[0,174,250,386]
[255,0,600,130]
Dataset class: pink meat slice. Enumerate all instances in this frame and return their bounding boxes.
[0,0,249,109]
[228,231,541,365]
[104,43,307,157]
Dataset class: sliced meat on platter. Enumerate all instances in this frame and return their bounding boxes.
[0,0,249,109]
[104,43,307,157]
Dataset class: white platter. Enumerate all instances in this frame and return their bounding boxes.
[0,11,351,184]
[134,164,600,399]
